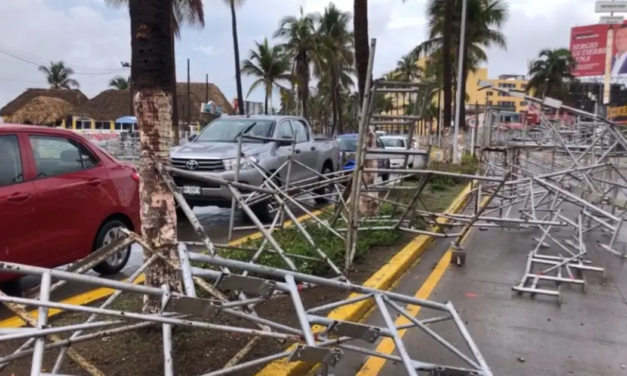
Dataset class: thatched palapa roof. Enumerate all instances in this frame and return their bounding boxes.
[5,96,73,125]
[73,82,234,123]
[0,88,88,118]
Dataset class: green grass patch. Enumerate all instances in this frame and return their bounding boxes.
[198,158,477,276]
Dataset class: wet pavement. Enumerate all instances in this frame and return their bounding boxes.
[333,199,627,376]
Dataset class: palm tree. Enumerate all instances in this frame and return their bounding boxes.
[527,48,577,100]
[274,7,318,120]
[38,61,80,89]
[109,76,130,90]
[105,0,205,144]
[395,54,422,82]
[223,0,246,115]
[315,3,354,135]
[415,0,508,131]
[241,38,292,114]
[129,0,181,312]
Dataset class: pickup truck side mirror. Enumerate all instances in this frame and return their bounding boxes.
[188,134,197,142]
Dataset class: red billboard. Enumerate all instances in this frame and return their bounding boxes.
[570,22,627,77]
[570,24,609,77]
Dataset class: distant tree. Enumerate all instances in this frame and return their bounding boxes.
[109,76,130,90]
[527,48,577,100]
[241,38,292,115]
[38,61,80,89]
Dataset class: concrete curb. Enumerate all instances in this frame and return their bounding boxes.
[0,208,324,328]
[254,183,474,376]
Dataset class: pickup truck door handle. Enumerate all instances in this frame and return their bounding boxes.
[87,178,103,187]
[295,149,301,154]
[6,192,31,203]
[310,146,316,151]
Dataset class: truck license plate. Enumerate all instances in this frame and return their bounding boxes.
[183,186,201,195]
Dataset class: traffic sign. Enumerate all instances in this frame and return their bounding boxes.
[596,1,627,13]
[599,15,625,24]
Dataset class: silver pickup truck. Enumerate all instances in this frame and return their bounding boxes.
[169,115,339,219]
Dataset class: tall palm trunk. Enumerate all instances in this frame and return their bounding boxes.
[458,21,470,134]
[170,31,180,146]
[299,56,310,120]
[264,83,269,115]
[353,0,369,105]
[442,0,454,139]
[334,60,344,134]
[130,0,182,313]
[230,0,245,115]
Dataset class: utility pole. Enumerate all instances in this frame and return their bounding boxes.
[187,58,191,131]
[452,0,468,164]
[205,74,209,103]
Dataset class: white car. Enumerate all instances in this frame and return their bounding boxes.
[380,135,422,168]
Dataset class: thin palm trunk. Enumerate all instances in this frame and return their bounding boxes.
[334,61,344,134]
[442,0,454,139]
[130,0,182,313]
[353,0,368,104]
[459,23,470,133]
[171,34,180,145]
[264,82,269,115]
[299,56,310,119]
[230,0,245,115]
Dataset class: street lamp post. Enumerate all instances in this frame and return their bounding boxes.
[452,0,468,164]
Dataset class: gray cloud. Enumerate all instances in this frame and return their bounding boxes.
[0,0,599,110]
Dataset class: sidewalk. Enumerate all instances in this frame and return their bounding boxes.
[334,205,627,376]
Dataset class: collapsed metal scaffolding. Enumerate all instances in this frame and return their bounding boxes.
[0,38,496,376]
[446,81,627,302]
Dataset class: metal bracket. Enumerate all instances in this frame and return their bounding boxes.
[287,345,343,366]
[327,321,381,343]
[165,295,220,317]
[216,273,276,297]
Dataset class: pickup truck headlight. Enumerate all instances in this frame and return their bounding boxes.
[223,155,258,170]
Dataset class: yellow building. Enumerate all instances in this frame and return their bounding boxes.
[379,61,530,135]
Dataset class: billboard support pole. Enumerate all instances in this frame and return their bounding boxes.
[603,21,615,105]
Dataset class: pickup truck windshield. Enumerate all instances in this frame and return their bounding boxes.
[196,119,274,143]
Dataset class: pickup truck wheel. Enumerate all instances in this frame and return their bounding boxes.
[314,165,334,204]
[92,220,132,275]
[248,201,272,223]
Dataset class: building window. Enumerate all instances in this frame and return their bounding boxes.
[488,100,493,105]
[498,92,507,97]
[487,91,493,96]
[520,84,527,89]
[520,101,527,106]
[94,121,109,130]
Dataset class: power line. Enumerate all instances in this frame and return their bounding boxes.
[0,43,124,74]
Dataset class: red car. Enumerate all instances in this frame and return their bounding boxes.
[0,124,141,292]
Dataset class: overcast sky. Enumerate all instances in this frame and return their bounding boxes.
[0,0,598,109]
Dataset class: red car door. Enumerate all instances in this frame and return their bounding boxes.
[27,133,112,267]
[0,133,39,278]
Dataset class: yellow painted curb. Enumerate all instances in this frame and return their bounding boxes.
[255,183,473,376]
[0,208,324,328]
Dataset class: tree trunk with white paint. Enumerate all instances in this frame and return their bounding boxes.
[130,0,182,313]
[359,127,380,216]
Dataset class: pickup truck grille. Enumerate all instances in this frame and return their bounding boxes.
[173,176,220,189]
[170,158,225,172]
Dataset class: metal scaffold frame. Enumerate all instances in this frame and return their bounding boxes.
[0,38,496,376]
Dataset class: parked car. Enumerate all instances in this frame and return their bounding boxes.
[0,124,140,293]
[380,135,424,168]
[337,133,390,181]
[169,115,339,220]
